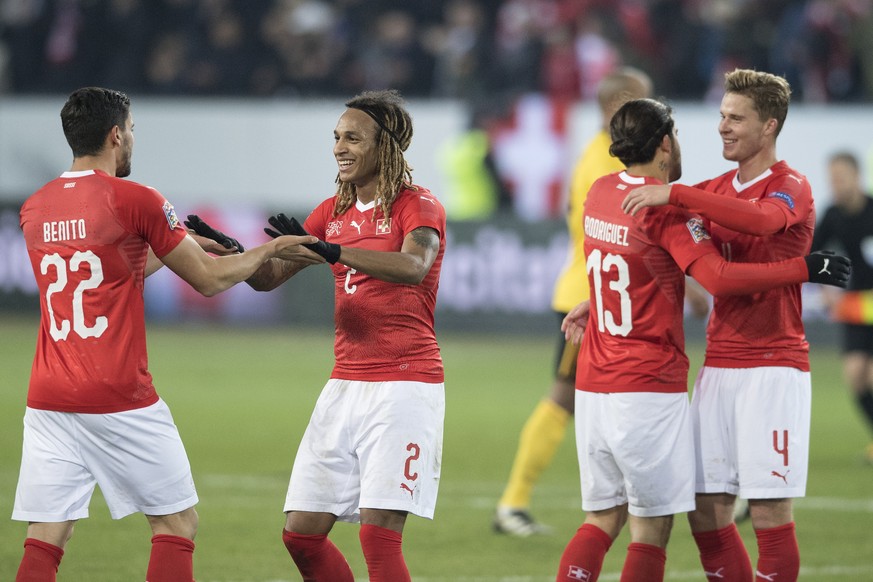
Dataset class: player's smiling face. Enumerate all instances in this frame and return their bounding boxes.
[334,108,380,191]
[718,92,772,164]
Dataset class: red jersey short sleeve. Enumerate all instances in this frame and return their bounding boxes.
[19,170,187,412]
[577,172,718,394]
[695,161,814,370]
[304,186,446,382]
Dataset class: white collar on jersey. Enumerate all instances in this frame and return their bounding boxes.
[732,168,773,192]
[60,170,96,178]
[355,198,377,211]
[618,171,646,184]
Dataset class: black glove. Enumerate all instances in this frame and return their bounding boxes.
[184,215,244,252]
[804,250,851,288]
[264,213,341,264]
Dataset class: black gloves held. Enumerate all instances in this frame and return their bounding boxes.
[264,213,341,264]
[804,250,851,288]
[184,215,244,252]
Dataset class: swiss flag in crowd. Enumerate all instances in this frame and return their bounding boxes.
[490,94,571,221]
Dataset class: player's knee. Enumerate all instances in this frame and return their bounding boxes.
[147,507,198,540]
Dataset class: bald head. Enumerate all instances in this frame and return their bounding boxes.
[597,67,653,127]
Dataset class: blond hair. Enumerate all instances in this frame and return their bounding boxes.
[724,69,792,136]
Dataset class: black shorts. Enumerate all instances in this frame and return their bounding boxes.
[553,311,581,381]
[843,323,873,354]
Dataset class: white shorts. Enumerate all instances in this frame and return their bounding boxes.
[13,399,197,522]
[691,366,810,499]
[284,379,444,522]
[575,390,695,518]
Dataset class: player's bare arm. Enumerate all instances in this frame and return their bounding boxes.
[338,226,440,284]
[145,248,164,278]
[162,234,322,296]
[144,234,241,279]
[246,255,316,291]
[621,184,671,216]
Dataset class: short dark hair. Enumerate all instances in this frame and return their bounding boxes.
[60,87,131,158]
[609,98,674,166]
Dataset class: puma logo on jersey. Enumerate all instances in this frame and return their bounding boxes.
[420,195,436,205]
[704,567,725,579]
[350,220,363,234]
[818,259,831,275]
[787,174,803,184]
[756,571,779,581]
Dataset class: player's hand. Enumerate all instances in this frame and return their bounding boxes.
[270,235,326,264]
[561,300,591,344]
[804,250,851,288]
[184,215,245,253]
[621,185,671,216]
[264,213,342,264]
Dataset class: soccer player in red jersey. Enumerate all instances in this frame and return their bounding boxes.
[621,70,821,582]
[13,87,323,582]
[241,89,445,582]
[555,98,848,582]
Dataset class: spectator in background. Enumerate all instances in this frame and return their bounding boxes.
[428,0,491,100]
[439,100,512,220]
[350,10,434,96]
[811,151,873,464]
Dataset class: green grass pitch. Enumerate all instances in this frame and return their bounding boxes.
[0,316,871,581]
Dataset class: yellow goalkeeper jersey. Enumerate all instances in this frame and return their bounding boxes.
[551,130,625,313]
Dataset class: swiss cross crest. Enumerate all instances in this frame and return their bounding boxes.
[376,218,391,234]
[326,220,342,237]
[567,565,591,581]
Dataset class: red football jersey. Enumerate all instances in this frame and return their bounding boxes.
[304,186,445,382]
[577,171,719,394]
[695,161,814,370]
[20,170,187,413]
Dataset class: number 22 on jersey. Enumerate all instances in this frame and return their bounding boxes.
[40,250,108,341]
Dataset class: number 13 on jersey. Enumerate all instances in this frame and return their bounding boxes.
[587,249,632,337]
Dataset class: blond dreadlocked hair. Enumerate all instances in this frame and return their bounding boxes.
[334,89,417,220]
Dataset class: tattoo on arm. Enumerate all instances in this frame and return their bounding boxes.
[410,227,439,251]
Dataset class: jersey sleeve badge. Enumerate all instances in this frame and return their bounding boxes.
[162,201,180,230]
[767,191,795,210]
[686,217,711,243]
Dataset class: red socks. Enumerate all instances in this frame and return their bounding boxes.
[556,523,613,581]
[282,529,354,582]
[692,524,753,582]
[620,543,666,582]
[146,535,195,582]
[16,538,64,582]
[755,522,799,582]
[359,524,410,582]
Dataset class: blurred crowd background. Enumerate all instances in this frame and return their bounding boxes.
[2,0,873,104]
